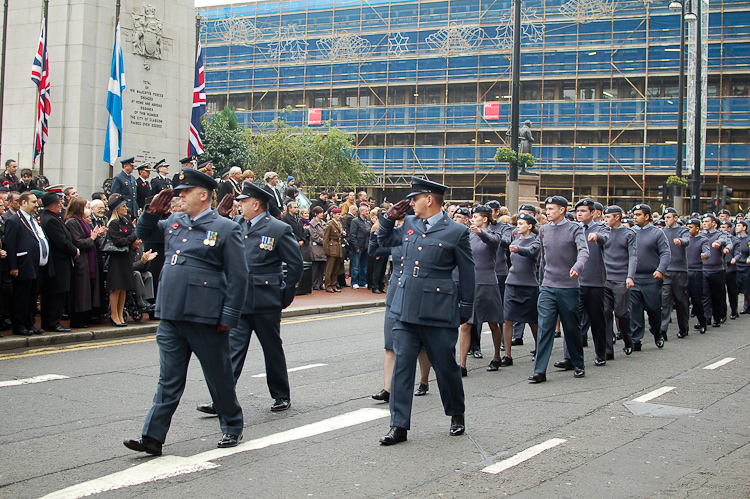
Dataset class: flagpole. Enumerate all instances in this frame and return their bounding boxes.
[38,0,49,175]
[108,0,121,179]
[0,0,9,164]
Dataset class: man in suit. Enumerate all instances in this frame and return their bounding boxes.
[1,159,20,192]
[4,191,47,335]
[90,199,108,229]
[135,163,152,212]
[39,192,78,332]
[125,168,248,456]
[197,181,302,415]
[110,157,139,216]
[263,171,283,218]
[281,201,305,250]
[218,166,243,201]
[150,160,172,195]
[2,191,20,222]
[377,177,475,445]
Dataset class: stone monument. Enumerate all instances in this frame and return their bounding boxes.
[0,0,194,196]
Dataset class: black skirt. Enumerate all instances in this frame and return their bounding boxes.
[468,283,504,325]
[503,284,539,324]
[736,266,750,295]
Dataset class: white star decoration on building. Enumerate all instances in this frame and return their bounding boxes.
[388,32,409,56]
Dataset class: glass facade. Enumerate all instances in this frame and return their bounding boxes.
[198,0,750,205]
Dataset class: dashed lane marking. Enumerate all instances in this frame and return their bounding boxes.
[40,408,390,499]
[481,438,567,474]
[0,374,69,388]
[0,309,383,361]
[632,386,675,403]
[703,357,736,370]
[251,363,327,378]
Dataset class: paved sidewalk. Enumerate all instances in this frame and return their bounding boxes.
[0,285,385,352]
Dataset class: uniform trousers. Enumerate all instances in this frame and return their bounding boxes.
[604,280,632,356]
[143,320,243,443]
[513,321,525,340]
[40,292,66,329]
[725,270,738,317]
[661,271,689,335]
[533,287,583,374]
[368,254,387,292]
[687,271,707,328]
[229,312,290,400]
[702,270,725,324]
[630,278,663,344]
[580,286,606,359]
[324,256,341,291]
[389,319,464,429]
[11,278,38,332]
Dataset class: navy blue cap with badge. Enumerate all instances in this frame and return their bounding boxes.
[173,168,218,192]
[632,203,652,214]
[574,198,596,210]
[485,200,501,210]
[472,205,493,215]
[687,218,701,227]
[604,205,623,215]
[236,180,274,202]
[545,195,568,207]
[593,202,604,212]
[664,207,678,215]
[406,177,448,199]
[518,213,537,226]
[519,203,537,213]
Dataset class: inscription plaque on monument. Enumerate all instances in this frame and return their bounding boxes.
[129,79,165,131]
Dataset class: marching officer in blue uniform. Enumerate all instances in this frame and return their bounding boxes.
[124,168,248,456]
[110,157,139,217]
[196,181,303,416]
[377,177,475,445]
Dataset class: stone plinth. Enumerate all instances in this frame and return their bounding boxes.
[518,172,540,207]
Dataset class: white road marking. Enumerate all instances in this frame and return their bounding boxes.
[632,386,675,403]
[481,438,567,474]
[703,357,735,370]
[0,374,69,388]
[40,408,389,499]
[251,363,327,378]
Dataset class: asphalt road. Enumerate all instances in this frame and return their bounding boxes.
[0,307,748,499]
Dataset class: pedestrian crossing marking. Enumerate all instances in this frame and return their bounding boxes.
[703,357,735,370]
[482,438,567,474]
[0,374,69,388]
[251,363,327,378]
[632,386,676,403]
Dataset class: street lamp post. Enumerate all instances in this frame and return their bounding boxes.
[690,0,703,214]
[669,0,696,213]
[506,0,522,214]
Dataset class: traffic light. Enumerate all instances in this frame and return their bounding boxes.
[658,181,669,207]
[721,185,733,208]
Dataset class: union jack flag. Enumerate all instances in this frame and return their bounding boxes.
[188,39,206,156]
[31,19,50,163]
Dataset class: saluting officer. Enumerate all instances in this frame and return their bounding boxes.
[377,177,475,445]
[135,163,152,212]
[661,207,691,340]
[173,156,196,188]
[124,169,248,456]
[110,157,139,216]
[196,181,302,415]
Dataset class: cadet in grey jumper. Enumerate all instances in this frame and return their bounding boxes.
[686,219,710,332]
[603,206,637,356]
[701,216,732,326]
[630,204,671,349]
[660,208,691,338]
[530,196,589,383]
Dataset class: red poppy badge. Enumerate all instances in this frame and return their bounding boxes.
[123,227,128,232]
[172,222,179,229]
[407,229,414,235]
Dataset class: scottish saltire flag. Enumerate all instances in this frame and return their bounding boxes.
[31,19,50,163]
[188,39,206,156]
[104,22,126,165]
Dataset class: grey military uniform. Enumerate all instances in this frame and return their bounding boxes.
[110,170,139,216]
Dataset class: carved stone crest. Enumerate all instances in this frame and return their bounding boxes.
[132,5,162,67]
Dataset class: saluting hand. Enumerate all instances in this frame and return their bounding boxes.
[147,188,173,215]
[217,193,234,217]
[385,199,410,220]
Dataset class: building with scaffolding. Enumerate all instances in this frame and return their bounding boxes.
[198,0,750,209]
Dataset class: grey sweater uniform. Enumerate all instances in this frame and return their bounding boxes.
[701,229,731,272]
[603,224,638,282]
[471,228,501,285]
[506,234,541,287]
[633,223,671,278]
[663,225,691,272]
[687,234,711,272]
[733,234,750,269]
[539,218,589,289]
[579,221,609,287]
[489,222,513,277]
[724,233,738,272]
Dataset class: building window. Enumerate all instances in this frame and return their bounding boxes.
[731,76,749,96]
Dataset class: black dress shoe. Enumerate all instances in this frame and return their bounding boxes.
[45,325,71,333]
[218,433,242,448]
[553,358,575,370]
[333,288,342,293]
[450,414,465,436]
[574,367,586,378]
[615,332,622,341]
[123,436,162,456]
[380,426,407,445]
[500,356,513,367]
[730,314,738,320]
[699,325,706,334]
[632,342,642,352]
[414,383,429,396]
[460,366,468,377]
[13,328,32,336]
[712,321,721,328]
[677,331,688,338]
[693,323,703,330]
[487,359,502,371]
[196,403,217,415]
[554,331,561,338]
[528,372,546,383]
[372,289,382,294]
[472,350,483,359]
[582,339,589,347]
[511,338,524,346]
[661,331,668,342]
[605,353,615,361]
[655,336,665,348]
[623,345,633,355]
[594,357,606,366]
[326,289,335,293]
[271,398,291,412]
[720,316,727,323]
[741,309,750,315]
[31,327,44,335]
[372,389,390,402]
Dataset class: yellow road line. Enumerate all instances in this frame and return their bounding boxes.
[0,308,383,360]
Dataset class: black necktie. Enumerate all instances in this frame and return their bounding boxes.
[423,219,428,231]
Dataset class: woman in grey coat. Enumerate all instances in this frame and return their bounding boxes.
[307,206,327,290]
